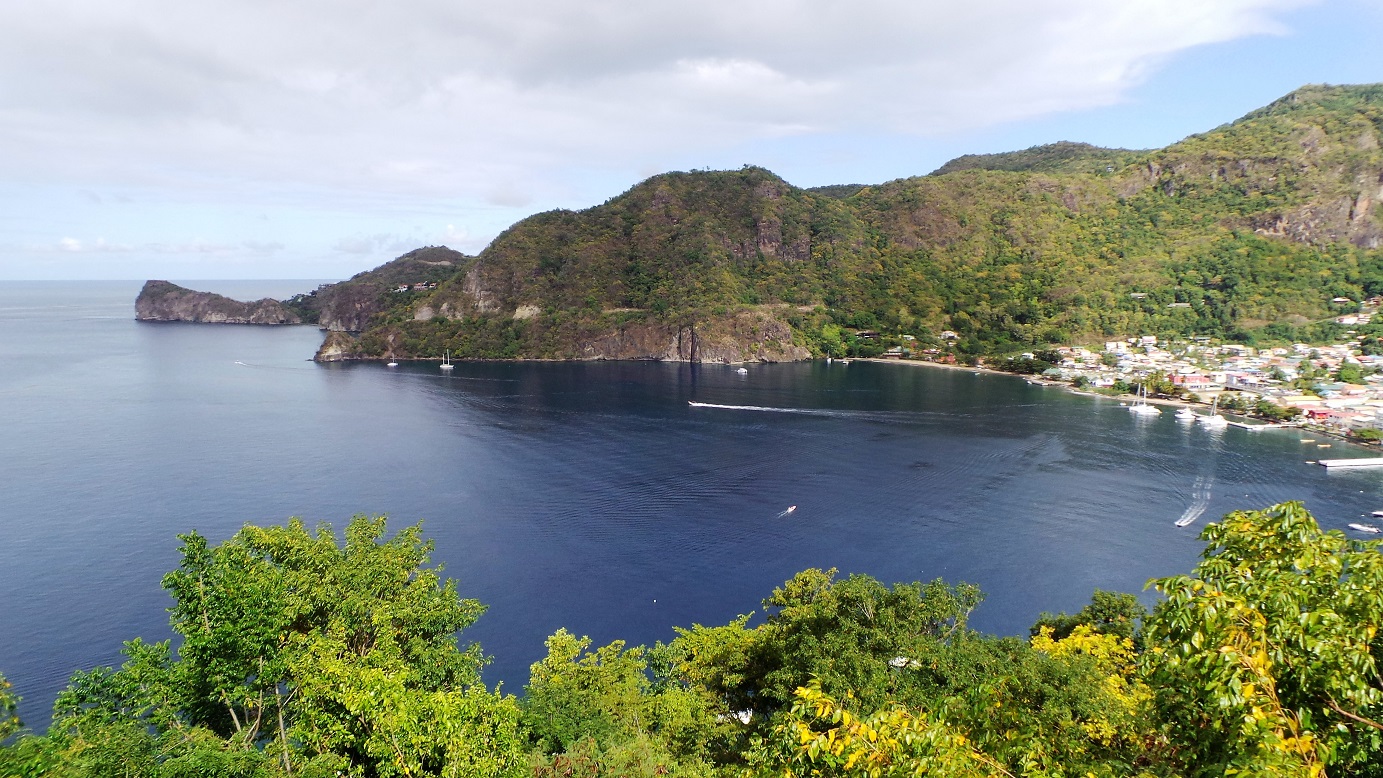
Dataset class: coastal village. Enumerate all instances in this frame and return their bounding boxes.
[907,296,1383,443]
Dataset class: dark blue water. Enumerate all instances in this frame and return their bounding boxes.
[5,281,1383,729]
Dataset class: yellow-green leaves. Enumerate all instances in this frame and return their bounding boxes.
[1145,501,1383,775]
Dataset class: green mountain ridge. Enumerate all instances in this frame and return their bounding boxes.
[928,140,1139,176]
[311,83,1383,362]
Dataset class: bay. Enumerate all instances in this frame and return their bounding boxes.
[3,280,1381,729]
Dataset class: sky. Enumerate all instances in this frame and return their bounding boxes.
[2,0,1382,280]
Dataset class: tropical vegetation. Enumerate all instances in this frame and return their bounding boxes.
[299,84,1383,362]
[4,502,1383,776]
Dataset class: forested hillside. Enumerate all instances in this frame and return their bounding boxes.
[4,502,1382,776]
[305,84,1383,362]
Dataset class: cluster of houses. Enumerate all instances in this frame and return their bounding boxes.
[393,282,439,293]
[1027,334,1383,436]
[890,298,1383,437]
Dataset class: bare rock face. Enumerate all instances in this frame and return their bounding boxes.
[314,331,365,362]
[577,310,809,363]
[135,281,302,324]
[315,285,387,332]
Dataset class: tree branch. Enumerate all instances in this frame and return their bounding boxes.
[1329,699,1383,731]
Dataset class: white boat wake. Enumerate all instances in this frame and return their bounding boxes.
[689,401,838,415]
[775,506,797,518]
[1175,475,1213,527]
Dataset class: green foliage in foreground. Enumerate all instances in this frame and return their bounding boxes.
[5,502,1383,776]
[1,517,522,778]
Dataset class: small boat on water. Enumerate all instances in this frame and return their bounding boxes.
[440,350,454,371]
[1175,407,1197,421]
[1349,523,1382,534]
[1129,384,1161,416]
[1370,510,1383,518]
[1198,396,1229,427]
[386,360,399,367]
[736,367,749,375]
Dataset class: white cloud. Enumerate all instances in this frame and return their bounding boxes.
[441,224,469,244]
[332,233,422,255]
[0,0,1322,277]
[41,236,230,254]
[0,0,1312,196]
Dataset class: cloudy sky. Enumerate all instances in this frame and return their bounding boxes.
[2,0,1381,280]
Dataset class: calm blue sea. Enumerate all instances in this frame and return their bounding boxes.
[3,280,1382,729]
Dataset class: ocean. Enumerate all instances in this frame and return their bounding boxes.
[3,280,1381,728]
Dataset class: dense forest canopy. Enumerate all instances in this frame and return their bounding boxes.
[299,84,1383,362]
[4,502,1383,776]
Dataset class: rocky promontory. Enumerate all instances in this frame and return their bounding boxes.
[135,281,303,324]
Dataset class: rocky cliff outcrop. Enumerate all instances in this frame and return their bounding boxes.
[576,310,809,362]
[135,281,303,324]
[314,331,369,362]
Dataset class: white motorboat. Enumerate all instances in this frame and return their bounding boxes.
[1175,407,1197,421]
[736,367,749,375]
[1349,523,1382,534]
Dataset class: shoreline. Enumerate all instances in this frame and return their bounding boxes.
[859,358,1380,453]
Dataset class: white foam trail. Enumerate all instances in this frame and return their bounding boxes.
[1174,504,1207,528]
[686,400,1002,423]
[1175,474,1214,527]
[689,401,842,416]
[775,506,797,518]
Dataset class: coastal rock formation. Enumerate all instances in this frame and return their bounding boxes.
[314,331,367,362]
[135,281,302,324]
[577,310,809,363]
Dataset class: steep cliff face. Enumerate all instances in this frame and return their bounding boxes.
[314,331,369,362]
[135,281,303,324]
[316,308,808,363]
[574,309,809,362]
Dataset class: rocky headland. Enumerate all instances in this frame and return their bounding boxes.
[135,281,303,324]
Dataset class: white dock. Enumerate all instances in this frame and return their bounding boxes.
[1318,458,1383,469]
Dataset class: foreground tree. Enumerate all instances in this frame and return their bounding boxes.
[9,516,523,777]
[1144,502,1383,776]
[521,629,719,777]
[0,672,18,741]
